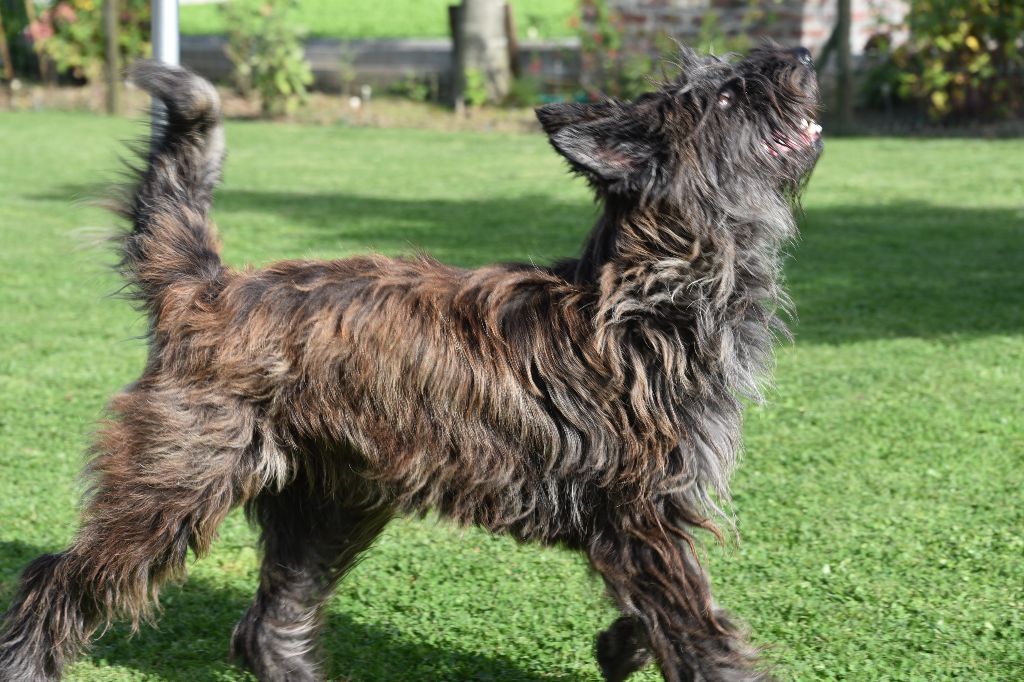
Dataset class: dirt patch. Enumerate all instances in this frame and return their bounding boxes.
[3,81,542,134]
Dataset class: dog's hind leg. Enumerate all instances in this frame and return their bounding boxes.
[231,470,391,682]
[589,524,769,682]
[0,386,266,681]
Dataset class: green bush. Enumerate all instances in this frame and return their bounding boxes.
[867,0,1024,121]
[386,72,432,102]
[26,0,150,83]
[463,67,489,108]
[222,0,313,117]
[505,72,544,106]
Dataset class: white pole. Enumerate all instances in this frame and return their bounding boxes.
[152,0,180,65]
[150,0,179,145]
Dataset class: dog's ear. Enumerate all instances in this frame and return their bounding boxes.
[535,102,661,191]
[535,101,622,136]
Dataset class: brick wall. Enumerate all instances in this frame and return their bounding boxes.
[590,0,908,58]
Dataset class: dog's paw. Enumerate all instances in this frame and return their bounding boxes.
[596,616,652,682]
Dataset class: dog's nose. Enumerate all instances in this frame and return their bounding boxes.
[789,47,813,67]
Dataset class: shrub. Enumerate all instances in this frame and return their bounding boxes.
[222,0,313,117]
[463,67,489,108]
[26,0,150,83]
[386,72,432,102]
[867,0,1024,121]
[505,72,544,106]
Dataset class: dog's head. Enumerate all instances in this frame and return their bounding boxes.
[536,45,822,208]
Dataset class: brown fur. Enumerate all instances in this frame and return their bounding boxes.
[0,48,822,682]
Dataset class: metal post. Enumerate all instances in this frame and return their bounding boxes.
[150,0,179,145]
[152,0,180,65]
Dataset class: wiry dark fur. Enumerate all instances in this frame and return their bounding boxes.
[0,47,821,682]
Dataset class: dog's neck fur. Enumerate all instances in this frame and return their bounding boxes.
[546,188,798,518]
[563,189,794,405]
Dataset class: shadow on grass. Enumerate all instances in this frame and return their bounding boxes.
[213,190,1024,343]
[213,189,595,267]
[28,184,1024,343]
[793,202,1023,343]
[0,540,570,682]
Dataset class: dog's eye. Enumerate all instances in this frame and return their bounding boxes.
[717,90,734,109]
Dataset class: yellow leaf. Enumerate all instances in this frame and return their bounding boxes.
[965,35,980,51]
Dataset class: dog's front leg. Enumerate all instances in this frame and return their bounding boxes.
[589,523,770,682]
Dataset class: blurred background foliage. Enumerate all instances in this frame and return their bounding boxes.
[2,0,1023,124]
[222,0,312,116]
[864,0,1024,121]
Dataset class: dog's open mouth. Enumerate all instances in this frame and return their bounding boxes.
[765,117,822,157]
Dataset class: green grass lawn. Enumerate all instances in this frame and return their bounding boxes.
[1,111,1022,681]
[179,0,577,39]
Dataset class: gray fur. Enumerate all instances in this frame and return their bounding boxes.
[0,47,821,682]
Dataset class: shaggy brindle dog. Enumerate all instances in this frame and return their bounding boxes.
[0,46,821,682]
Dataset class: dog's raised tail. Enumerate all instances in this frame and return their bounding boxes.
[115,61,225,320]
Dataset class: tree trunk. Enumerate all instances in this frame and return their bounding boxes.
[836,0,854,131]
[454,0,511,105]
[23,0,52,82]
[448,3,465,112]
[0,8,15,82]
[104,0,120,115]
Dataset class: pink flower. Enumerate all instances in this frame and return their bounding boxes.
[26,18,54,42]
[53,2,78,24]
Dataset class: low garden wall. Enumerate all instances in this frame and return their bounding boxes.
[181,35,582,98]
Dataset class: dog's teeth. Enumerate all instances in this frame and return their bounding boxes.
[810,122,822,135]
[799,118,808,130]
